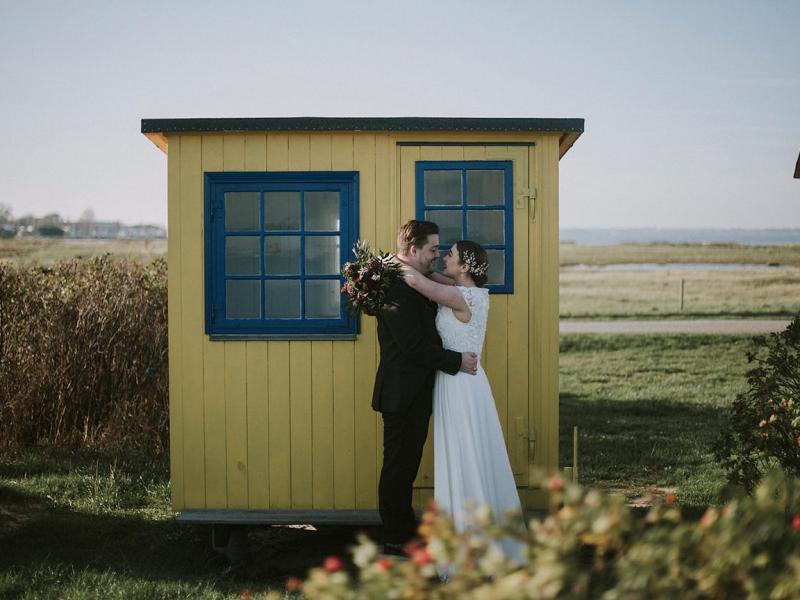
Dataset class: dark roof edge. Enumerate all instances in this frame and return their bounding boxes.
[141,117,584,135]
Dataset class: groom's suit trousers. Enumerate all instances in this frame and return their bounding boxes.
[378,391,432,545]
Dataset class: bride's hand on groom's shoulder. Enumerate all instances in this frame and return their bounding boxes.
[400,264,422,288]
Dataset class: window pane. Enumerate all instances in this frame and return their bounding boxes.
[485,249,504,286]
[424,170,461,206]
[264,192,301,230]
[467,210,504,245]
[306,280,340,318]
[425,210,461,246]
[265,280,301,319]
[305,236,339,275]
[467,170,504,205]
[225,236,260,275]
[305,191,340,231]
[226,280,260,319]
[225,192,260,231]
[265,236,301,274]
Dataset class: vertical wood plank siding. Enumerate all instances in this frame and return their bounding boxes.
[179,135,206,508]
[310,134,335,510]
[243,134,269,509]
[169,131,561,512]
[288,134,314,509]
[353,134,379,508]
[167,136,184,510]
[506,145,530,484]
[201,136,227,509]
[331,135,357,508]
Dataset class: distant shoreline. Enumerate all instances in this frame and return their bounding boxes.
[560,228,800,246]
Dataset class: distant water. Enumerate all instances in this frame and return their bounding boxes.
[560,228,800,246]
[563,263,793,271]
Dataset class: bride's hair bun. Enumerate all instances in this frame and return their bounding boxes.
[455,240,489,287]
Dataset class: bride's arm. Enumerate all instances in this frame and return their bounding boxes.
[428,271,455,286]
[402,266,470,317]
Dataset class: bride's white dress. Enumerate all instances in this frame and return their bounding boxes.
[433,285,525,562]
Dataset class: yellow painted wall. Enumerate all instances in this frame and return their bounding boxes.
[166,131,561,511]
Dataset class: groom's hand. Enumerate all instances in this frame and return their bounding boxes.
[459,352,478,375]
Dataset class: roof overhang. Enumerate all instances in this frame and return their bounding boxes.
[141,117,584,158]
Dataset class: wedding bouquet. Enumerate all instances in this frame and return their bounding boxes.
[341,240,402,316]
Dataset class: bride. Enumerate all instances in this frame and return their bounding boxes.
[401,240,525,563]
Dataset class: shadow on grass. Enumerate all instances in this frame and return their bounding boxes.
[559,392,727,512]
[0,451,380,597]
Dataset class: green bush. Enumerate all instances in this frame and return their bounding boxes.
[715,314,800,491]
[0,256,168,450]
[262,472,800,599]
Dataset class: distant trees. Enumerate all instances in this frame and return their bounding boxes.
[0,207,164,239]
[0,205,13,239]
[75,208,96,237]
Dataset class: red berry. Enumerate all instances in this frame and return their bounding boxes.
[403,540,423,556]
[792,514,800,530]
[323,555,344,572]
[411,548,431,566]
[700,510,715,527]
[376,557,392,571]
[285,577,303,592]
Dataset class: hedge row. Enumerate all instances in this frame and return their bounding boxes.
[0,257,168,450]
[264,471,800,600]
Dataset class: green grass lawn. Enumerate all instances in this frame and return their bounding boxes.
[0,449,320,599]
[0,238,166,266]
[559,333,752,511]
[560,267,800,319]
[560,242,800,267]
[1,334,757,596]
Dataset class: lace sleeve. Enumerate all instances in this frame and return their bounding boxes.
[458,286,488,314]
[459,285,477,310]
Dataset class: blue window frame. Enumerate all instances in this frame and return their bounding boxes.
[415,161,513,293]
[204,171,359,338]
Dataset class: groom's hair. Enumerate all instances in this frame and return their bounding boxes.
[397,220,439,254]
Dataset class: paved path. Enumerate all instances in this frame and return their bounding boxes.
[560,319,791,334]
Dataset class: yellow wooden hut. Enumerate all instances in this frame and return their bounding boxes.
[141,117,583,526]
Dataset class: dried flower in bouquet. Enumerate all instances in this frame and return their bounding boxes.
[341,240,402,316]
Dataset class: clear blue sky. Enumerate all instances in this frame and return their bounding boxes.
[1,0,797,228]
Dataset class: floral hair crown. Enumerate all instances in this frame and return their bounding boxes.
[460,249,488,277]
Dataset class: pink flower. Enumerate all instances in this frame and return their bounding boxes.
[323,555,343,572]
[411,547,432,566]
[700,509,716,527]
[285,577,303,592]
[376,557,392,571]
[547,476,563,492]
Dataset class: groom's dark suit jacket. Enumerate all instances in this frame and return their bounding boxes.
[372,278,462,413]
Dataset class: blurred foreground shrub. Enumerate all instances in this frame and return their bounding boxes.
[716,313,800,491]
[264,471,800,599]
[0,256,167,450]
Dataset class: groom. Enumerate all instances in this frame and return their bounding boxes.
[372,219,478,555]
